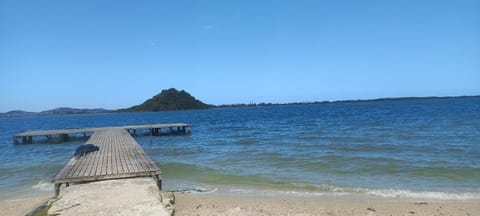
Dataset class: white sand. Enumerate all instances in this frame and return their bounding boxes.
[175,193,480,216]
[48,177,171,216]
[3,179,479,216]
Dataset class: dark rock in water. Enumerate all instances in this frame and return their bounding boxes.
[74,144,99,157]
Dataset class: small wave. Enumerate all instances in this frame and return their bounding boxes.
[290,184,480,200]
[32,180,53,192]
[362,188,480,200]
[227,185,480,200]
[157,162,480,200]
[174,187,218,194]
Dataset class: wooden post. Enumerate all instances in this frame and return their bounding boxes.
[182,126,186,133]
[28,136,33,143]
[22,136,27,144]
[54,183,61,197]
[13,136,18,144]
[153,175,162,190]
[59,134,69,142]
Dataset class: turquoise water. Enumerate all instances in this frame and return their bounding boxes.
[1,97,479,201]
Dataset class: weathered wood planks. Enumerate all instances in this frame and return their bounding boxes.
[52,128,163,196]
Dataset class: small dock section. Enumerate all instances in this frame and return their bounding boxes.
[53,128,164,196]
[13,123,191,144]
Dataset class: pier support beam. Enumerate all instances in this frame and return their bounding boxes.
[59,134,69,142]
[183,126,191,133]
[152,175,162,190]
[128,129,137,135]
[54,183,61,197]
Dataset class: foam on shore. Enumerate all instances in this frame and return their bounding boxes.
[32,180,53,192]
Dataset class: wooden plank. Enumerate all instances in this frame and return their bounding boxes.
[54,158,76,180]
[85,143,100,177]
[89,135,103,177]
[71,153,89,178]
[89,134,101,177]
[106,133,113,175]
[95,133,106,176]
[118,134,130,174]
[123,135,142,173]
[129,135,156,172]
[115,132,128,173]
[111,134,120,175]
[53,127,164,185]
[100,131,109,176]
[119,133,136,173]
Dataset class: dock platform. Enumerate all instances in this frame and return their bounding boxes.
[13,123,191,144]
[52,128,164,196]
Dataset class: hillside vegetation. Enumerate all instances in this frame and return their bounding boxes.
[121,88,213,112]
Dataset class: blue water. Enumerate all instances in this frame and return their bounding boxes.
[1,97,480,201]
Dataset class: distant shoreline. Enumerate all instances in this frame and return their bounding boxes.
[1,95,478,118]
[216,95,480,108]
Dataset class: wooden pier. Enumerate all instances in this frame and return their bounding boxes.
[52,127,172,196]
[13,123,191,144]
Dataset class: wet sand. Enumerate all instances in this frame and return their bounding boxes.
[0,195,50,216]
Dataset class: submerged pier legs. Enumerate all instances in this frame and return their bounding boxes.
[59,134,69,142]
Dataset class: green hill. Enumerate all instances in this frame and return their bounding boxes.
[121,88,213,112]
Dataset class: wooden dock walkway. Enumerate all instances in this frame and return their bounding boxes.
[13,123,191,144]
[52,128,164,196]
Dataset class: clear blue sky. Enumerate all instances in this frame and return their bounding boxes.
[1,0,479,112]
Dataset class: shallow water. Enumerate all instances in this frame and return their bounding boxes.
[0,97,479,201]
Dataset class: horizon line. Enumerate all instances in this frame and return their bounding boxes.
[1,94,479,114]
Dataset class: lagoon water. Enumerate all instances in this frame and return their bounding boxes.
[1,97,480,202]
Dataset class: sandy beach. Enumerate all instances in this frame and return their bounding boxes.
[1,179,479,216]
[175,193,480,216]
